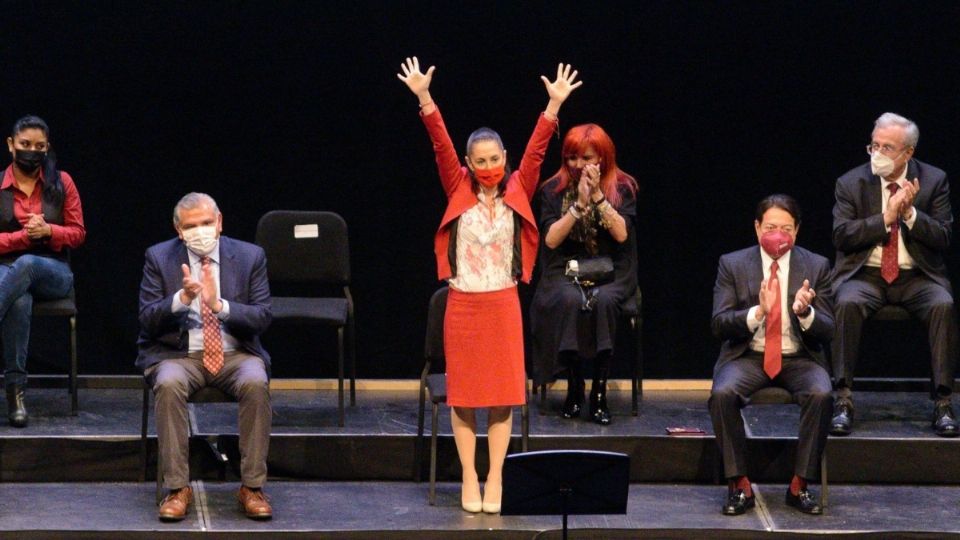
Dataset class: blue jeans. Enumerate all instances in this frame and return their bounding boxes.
[0,255,73,389]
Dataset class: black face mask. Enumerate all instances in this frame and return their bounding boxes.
[14,149,45,174]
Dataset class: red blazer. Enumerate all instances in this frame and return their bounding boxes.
[421,107,557,283]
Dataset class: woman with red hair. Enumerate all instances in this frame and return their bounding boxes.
[531,124,638,425]
[398,57,581,514]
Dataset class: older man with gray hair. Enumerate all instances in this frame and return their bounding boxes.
[137,192,274,520]
[831,112,958,437]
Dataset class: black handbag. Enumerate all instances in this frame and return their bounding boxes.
[565,256,614,312]
[565,256,614,287]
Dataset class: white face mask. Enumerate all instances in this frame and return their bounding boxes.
[181,225,218,255]
[870,150,902,178]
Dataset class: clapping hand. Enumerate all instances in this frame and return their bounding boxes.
[200,258,221,312]
[757,276,779,320]
[792,279,816,316]
[899,178,920,220]
[24,213,50,240]
[180,264,202,305]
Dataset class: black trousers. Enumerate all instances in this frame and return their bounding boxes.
[832,268,958,396]
[709,353,833,479]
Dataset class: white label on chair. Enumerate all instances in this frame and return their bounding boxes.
[293,224,319,238]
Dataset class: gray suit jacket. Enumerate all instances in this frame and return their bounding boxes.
[832,159,953,292]
[136,235,272,373]
[711,245,835,374]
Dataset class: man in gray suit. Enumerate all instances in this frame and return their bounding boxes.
[138,193,274,521]
[709,194,834,516]
[831,112,958,437]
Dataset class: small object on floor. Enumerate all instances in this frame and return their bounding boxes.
[665,427,706,436]
[6,385,28,428]
[830,397,854,436]
[722,489,755,516]
[237,486,272,519]
[932,402,959,438]
[785,487,823,515]
[158,486,193,522]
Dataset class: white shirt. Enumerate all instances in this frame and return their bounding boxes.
[866,167,917,269]
[746,249,815,355]
[170,243,239,353]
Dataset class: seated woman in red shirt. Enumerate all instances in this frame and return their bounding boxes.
[2,116,86,427]
[398,57,581,513]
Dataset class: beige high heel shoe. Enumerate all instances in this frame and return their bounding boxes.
[482,480,502,514]
[462,479,482,513]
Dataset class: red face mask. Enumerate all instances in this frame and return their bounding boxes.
[760,230,794,259]
[473,164,505,188]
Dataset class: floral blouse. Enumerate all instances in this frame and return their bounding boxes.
[447,192,517,293]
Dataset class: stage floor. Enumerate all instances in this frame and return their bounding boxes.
[2,386,960,537]
[1,481,960,538]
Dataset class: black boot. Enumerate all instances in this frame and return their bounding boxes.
[6,385,27,428]
[560,360,584,419]
[589,357,611,425]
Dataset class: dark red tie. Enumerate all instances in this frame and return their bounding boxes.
[200,256,224,375]
[881,183,900,284]
[764,260,782,379]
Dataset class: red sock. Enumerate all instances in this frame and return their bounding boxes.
[790,475,807,495]
[728,476,752,497]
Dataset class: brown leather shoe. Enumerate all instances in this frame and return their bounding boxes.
[158,486,193,522]
[237,486,272,519]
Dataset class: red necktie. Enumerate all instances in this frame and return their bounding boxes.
[880,183,900,284]
[200,256,224,375]
[764,260,782,379]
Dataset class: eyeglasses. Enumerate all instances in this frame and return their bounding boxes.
[866,143,909,157]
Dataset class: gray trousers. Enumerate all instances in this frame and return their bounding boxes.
[709,353,833,479]
[146,351,271,489]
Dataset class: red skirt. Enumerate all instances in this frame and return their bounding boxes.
[444,286,526,407]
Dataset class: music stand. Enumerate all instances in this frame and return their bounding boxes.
[501,450,629,540]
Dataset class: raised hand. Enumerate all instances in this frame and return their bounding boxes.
[180,264,203,305]
[540,63,583,104]
[583,163,602,201]
[884,189,905,226]
[792,279,816,316]
[397,56,435,98]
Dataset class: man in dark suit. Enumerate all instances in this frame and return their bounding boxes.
[138,192,273,521]
[831,112,958,437]
[709,194,834,516]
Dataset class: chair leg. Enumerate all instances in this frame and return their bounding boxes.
[337,327,345,427]
[538,384,547,416]
[349,315,357,406]
[521,404,529,453]
[429,402,439,506]
[821,449,829,508]
[415,383,427,482]
[156,447,164,505]
[633,314,643,414]
[69,315,78,415]
[141,385,150,483]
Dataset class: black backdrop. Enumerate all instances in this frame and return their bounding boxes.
[3,1,959,380]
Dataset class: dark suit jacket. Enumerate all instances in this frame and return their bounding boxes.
[832,159,953,292]
[711,245,835,374]
[136,235,272,373]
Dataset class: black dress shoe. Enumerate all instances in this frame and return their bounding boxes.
[6,385,27,428]
[830,398,853,436]
[560,371,585,419]
[933,402,959,438]
[785,488,822,514]
[589,377,611,425]
[722,489,755,515]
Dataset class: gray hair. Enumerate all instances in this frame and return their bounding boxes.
[465,127,504,156]
[873,112,919,149]
[173,192,220,227]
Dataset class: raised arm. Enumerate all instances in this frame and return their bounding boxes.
[515,64,583,198]
[397,56,464,197]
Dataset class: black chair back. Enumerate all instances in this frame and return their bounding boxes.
[424,287,448,370]
[255,210,350,287]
